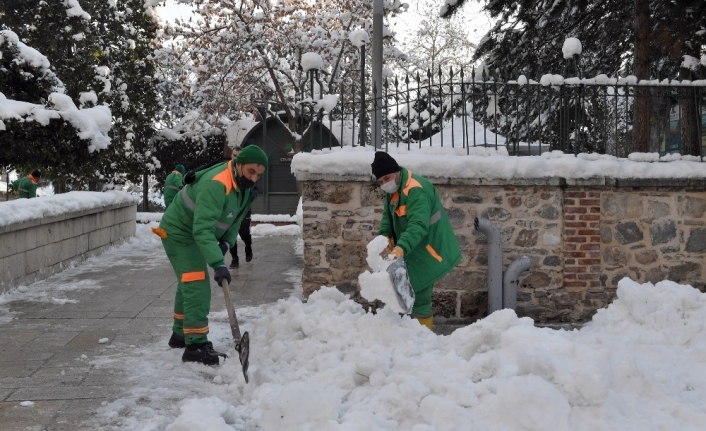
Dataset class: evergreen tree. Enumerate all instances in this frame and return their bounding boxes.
[0,30,110,181]
[83,0,161,187]
[0,1,162,186]
[441,0,706,155]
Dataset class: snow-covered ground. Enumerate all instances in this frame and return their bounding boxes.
[2,220,705,430]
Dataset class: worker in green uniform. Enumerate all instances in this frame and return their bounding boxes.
[152,146,268,365]
[163,164,185,209]
[372,151,461,331]
[13,170,41,198]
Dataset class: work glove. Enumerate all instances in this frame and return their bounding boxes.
[218,241,230,256]
[388,246,404,261]
[214,265,231,285]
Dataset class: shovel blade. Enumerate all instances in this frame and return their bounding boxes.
[386,258,415,314]
[237,331,250,383]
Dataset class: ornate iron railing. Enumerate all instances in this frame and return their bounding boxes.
[302,68,706,159]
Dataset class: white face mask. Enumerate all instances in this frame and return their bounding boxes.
[380,178,398,194]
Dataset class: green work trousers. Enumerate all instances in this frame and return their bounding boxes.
[161,236,211,345]
[411,282,433,319]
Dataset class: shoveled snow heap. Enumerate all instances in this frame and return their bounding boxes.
[103,277,706,431]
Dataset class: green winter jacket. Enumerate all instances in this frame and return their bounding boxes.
[159,161,254,269]
[163,170,184,208]
[14,175,38,198]
[379,167,461,291]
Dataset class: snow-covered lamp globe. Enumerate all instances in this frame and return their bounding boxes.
[301,52,323,74]
[562,37,583,78]
[301,52,324,99]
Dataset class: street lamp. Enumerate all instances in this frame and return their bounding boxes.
[372,0,383,149]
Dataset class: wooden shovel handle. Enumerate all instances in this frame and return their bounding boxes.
[221,280,242,342]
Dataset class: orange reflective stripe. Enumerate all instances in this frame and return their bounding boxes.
[212,161,236,194]
[173,312,184,320]
[183,327,209,334]
[426,244,443,262]
[391,192,399,204]
[151,227,168,238]
[181,271,206,282]
[403,178,422,196]
[395,205,407,217]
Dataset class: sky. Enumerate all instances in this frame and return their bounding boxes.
[2,220,706,430]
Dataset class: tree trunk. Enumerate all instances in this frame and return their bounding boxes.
[631,0,650,153]
[142,173,149,212]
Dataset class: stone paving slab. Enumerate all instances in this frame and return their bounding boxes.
[0,400,66,429]
[0,362,44,379]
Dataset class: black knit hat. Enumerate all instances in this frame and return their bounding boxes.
[31,170,41,178]
[371,151,400,179]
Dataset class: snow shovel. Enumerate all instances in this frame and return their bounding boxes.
[220,280,250,383]
[386,257,415,314]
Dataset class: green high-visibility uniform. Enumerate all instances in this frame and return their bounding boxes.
[14,175,38,198]
[163,170,184,209]
[379,167,461,318]
[155,161,254,345]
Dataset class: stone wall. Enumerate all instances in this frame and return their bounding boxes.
[0,203,137,291]
[298,173,706,323]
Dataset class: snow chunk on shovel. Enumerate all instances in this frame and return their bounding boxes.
[359,236,414,314]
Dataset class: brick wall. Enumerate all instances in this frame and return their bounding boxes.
[563,191,602,292]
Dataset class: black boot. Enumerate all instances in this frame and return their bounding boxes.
[182,342,227,366]
[245,244,253,262]
[168,332,186,348]
[229,256,239,268]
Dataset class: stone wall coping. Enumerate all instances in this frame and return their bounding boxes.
[295,172,706,190]
[0,201,135,235]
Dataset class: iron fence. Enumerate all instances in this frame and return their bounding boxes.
[302,68,706,159]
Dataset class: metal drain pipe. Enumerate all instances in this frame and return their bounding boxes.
[503,256,531,310]
[474,217,503,314]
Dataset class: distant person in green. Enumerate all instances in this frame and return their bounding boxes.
[163,164,185,209]
[152,146,268,366]
[371,151,461,331]
[12,170,41,199]
[228,145,256,268]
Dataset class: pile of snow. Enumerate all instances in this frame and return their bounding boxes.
[100,277,706,430]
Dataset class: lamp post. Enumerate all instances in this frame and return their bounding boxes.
[372,0,383,149]
[359,44,366,146]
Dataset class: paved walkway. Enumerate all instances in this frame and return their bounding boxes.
[0,234,302,431]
